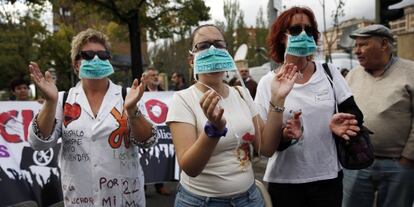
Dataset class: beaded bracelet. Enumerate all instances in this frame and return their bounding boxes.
[130,124,159,148]
[32,114,57,141]
[269,101,285,113]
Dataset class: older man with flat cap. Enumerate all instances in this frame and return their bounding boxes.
[343,24,414,207]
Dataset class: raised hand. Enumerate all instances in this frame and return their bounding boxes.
[271,63,298,100]
[282,111,303,141]
[29,62,58,102]
[329,113,360,141]
[199,90,226,131]
[124,75,146,115]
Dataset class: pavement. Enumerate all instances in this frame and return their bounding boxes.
[145,158,268,207]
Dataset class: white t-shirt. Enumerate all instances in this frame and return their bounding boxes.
[255,62,352,183]
[166,85,258,197]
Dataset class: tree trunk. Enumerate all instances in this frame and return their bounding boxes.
[128,11,143,80]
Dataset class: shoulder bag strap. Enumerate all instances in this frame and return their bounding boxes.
[322,63,338,113]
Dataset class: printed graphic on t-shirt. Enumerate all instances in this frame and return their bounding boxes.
[235,132,255,170]
[109,107,130,149]
[63,102,81,127]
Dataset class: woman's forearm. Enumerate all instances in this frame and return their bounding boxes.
[258,98,285,157]
[178,133,220,177]
[128,110,154,142]
[36,100,58,138]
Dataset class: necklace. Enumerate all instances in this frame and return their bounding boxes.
[297,61,309,79]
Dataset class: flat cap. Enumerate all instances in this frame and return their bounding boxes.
[349,24,394,41]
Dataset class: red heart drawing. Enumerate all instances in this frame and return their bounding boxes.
[145,99,168,124]
[63,103,81,127]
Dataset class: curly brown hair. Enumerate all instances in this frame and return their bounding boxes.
[267,7,319,63]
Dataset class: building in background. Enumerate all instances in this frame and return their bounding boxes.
[388,0,414,60]
[321,18,372,70]
[322,18,373,56]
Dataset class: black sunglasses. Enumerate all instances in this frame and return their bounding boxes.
[288,24,314,36]
[76,50,111,61]
[193,40,227,52]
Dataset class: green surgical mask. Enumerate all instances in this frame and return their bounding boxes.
[193,46,236,74]
[79,55,114,79]
[285,31,317,57]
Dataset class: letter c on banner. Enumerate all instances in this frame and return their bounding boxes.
[0,110,21,143]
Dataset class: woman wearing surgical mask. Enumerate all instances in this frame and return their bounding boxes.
[166,24,297,207]
[28,29,158,206]
[255,7,364,207]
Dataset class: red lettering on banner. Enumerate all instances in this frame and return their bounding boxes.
[0,110,20,143]
[0,109,34,143]
[22,110,33,141]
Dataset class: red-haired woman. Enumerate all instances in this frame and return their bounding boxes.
[255,7,364,207]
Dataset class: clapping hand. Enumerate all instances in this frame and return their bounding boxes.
[329,113,360,141]
[271,63,298,100]
[29,62,58,102]
[282,111,303,142]
[125,74,147,115]
[200,90,226,131]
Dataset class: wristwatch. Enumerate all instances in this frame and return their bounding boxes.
[129,107,143,118]
[204,121,228,138]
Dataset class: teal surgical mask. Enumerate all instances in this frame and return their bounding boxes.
[285,31,317,57]
[193,46,236,74]
[79,55,114,79]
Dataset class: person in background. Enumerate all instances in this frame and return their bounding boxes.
[166,24,300,207]
[229,66,258,98]
[169,72,187,91]
[144,67,164,92]
[255,6,363,207]
[28,28,158,206]
[158,72,168,91]
[9,77,30,101]
[343,24,414,207]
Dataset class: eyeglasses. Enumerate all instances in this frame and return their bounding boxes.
[76,50,111,61]
[193,40,227,52]
[288,24,314,36]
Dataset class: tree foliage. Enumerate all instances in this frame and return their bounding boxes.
[0,1,47,91]
[149,38,192,83]
[321,0,345,62]
[63,0,210,80]
[0,0,210,94]
[219,1,268,67]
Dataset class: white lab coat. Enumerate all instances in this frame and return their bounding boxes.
[29,80,147,207]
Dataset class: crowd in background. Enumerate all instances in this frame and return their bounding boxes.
[2,5,414,207]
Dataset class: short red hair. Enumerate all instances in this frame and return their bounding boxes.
[267,7,320,63]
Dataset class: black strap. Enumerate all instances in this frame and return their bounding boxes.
[322,63,333,88]
[62,91,68,110]
[122,86,127,101]
[62,86,127,110]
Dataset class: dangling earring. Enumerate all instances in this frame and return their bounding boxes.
[226,71,229,79]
